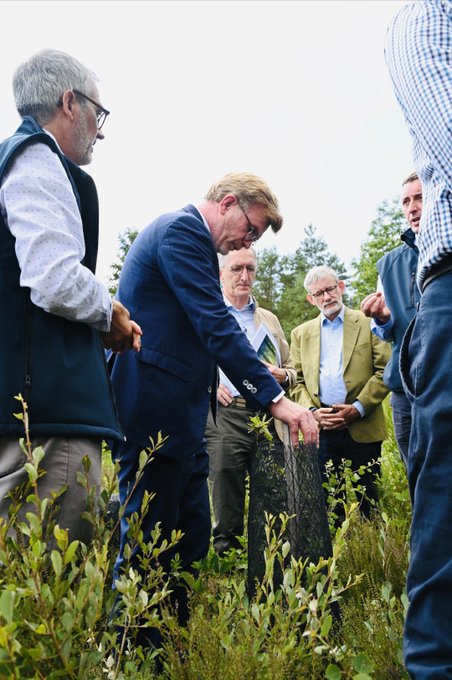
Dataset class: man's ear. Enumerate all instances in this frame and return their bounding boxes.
[338,280,346,293]
[306,293,317,307]
[218,194,237,215]
[60,90,76,121]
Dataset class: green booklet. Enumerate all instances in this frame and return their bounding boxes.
[252,324,281,367]
[218,323,282,397]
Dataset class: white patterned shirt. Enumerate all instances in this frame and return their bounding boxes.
[0,136,112,330]
[385,0,452,288]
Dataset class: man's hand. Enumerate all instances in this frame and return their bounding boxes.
[263,362,287,384]
[100,300,142,353]
[314,404,360,431]
[217,383,233,406]
[268,396,319,448]
[361,292,391,324]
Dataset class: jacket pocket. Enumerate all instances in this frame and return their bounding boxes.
[139,346,193,382]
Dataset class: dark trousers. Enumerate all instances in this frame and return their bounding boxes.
[205,403,257,553]
[110,438,210,646]
[318,428,381,520]
[390,390,412,470]
[400,271,452,679]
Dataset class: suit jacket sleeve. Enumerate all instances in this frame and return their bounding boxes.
[352,326,391,414]
[158,217,282,409]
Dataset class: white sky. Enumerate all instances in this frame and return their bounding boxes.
[1,0,413,285]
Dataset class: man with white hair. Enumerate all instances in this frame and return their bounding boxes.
[290,265,390,519]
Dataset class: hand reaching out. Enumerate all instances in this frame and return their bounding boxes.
[361,292,391,324]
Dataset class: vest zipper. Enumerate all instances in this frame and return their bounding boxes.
[97,333,125,439]
[24,297,32,403]
[410,271,416,307]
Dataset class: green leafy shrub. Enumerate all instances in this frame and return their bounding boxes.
[0,396,412,678]
[161,512,367,680]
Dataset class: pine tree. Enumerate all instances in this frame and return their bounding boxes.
[350,199,405,304]
[108,227,139,296]
[253,225,347,340]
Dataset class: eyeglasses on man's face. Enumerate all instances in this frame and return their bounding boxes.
[310,284,338,300]
[72,89,110,129]
[236,200,260,243]
[230,265,256,275]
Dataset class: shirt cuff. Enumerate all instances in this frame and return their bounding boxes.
[353,400,365,418]
[374,316,392,328]
[272,390,285,403]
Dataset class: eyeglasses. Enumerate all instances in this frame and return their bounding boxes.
[72,89,110,129]
[236,200,260,243]
[230,265,256,274]
[310,285,338,300]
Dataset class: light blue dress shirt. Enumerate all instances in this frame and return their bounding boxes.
[226,297,256,339]
[319,307,365,417]
[219,297,256,397]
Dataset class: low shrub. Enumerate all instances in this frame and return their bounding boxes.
[0,396,411,678]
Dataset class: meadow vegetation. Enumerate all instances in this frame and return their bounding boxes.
[0,398,410,679]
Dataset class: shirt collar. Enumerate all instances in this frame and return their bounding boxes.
[224,294,256,312]
[321,305,344,325]
[193,206,210,232]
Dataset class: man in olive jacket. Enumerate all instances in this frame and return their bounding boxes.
[290,265,390,518]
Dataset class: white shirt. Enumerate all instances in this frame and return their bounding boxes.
[0,137,112,331]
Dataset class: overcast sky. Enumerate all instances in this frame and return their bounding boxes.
[1,0,413,284]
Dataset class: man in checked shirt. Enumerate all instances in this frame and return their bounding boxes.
[385,2,452,677]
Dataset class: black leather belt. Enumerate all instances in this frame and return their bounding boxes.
[422,254,452,291]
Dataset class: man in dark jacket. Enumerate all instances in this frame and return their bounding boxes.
[109,173,319,646]
[361,172,421,468]
[0,49,140,543]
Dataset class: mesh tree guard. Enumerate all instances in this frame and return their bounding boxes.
[247,427,333,597]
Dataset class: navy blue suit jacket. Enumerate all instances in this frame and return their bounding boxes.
[110,205,281,459]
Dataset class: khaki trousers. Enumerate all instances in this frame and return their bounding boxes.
[0,436,101,545]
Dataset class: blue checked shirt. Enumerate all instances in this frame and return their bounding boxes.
[385,0,452,289]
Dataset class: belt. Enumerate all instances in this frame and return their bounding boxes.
[229,396,248,409]
[422,254,452,292]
